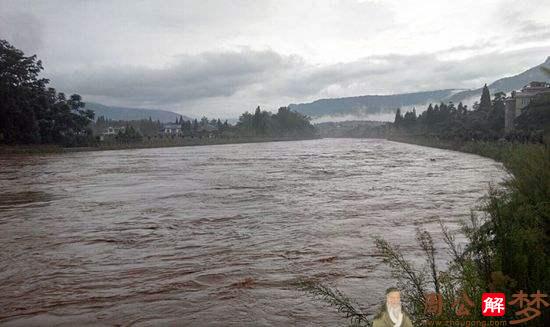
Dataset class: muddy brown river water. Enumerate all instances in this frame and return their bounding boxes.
[0,138,506,326]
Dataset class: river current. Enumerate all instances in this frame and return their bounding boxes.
[0,138,505,326]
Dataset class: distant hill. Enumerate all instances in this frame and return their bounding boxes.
[289,89,458,117]
[447,56,550,103]
[85,102,191,123]
[315,120,386,138]
[289,56,550,119]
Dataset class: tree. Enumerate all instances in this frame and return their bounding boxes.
[457,102,467,116]
[0,39,47,143]
[489,92,506,134]
[236,106,315,138]
[116,125,142,143]
[237,111,254,135]
[253,106,262,134]
[394,108,403,126]
[402,109,417,129]
[479,84,492,112]
[200,116,209,127]
[0,39,94,145]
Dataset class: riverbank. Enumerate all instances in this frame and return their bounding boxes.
[390,135,549,325]
[0,136,320,155]
[301,136,549,325]
[0,144,65,155]
[386,134,539,163]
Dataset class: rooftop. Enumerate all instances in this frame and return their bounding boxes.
[511,81,550,97]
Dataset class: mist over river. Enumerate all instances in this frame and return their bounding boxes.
[0,138,505,326]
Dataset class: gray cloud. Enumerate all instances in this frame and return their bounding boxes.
[264,47,550,100]
[52,49,299,105]
[47,45,550,118]
[2,0,549,118]
[0,11,43,54]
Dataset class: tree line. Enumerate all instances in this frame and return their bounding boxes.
[93,106,316,143]
[94,116,162,137]
[1,39,317,147]
[236,106,317,137]
[392,84,549,143]
[393,85,505,140]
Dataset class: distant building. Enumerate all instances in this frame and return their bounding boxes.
[100,126,125,141]
[505,81,550,131]
[161,123,182,135]
[103,126,126,135]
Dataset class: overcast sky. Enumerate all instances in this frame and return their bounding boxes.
[1,0,550,118]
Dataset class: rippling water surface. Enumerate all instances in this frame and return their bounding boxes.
[0,139,505,326]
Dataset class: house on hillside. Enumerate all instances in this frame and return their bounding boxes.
[505,81,550,131]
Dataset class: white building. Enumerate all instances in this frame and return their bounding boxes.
[161,123,181,135]
[505,81,550,131]
[100,126,125,141]
[102,126,125,135]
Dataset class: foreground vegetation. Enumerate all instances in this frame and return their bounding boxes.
[299,142,549,326]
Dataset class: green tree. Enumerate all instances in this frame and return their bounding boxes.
[393,108,403,126]
[0,39,94,145]
[479,84,492,112]
[489,92,506,135]
[0,39,47,143]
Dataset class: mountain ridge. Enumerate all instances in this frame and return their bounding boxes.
[85,102,191,123]
[289,56,550,118]
[447,56,550,103]
[289,89,459,117]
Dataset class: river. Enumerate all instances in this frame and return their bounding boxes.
[0,138,505,326]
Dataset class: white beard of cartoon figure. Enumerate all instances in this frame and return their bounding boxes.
[387,300,403,327]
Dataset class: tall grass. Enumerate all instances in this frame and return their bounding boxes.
[299,142,549,326]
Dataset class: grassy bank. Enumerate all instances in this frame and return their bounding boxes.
[0,144,65,155]
[1,136,320,155]
[301,136,550,326]
[387,134,542,163]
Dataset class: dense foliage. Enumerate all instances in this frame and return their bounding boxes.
[92,106,316,144]
[392,84,548,143]
[0,40,94,146]
[393,85,502,140]
[236,106,317,137]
